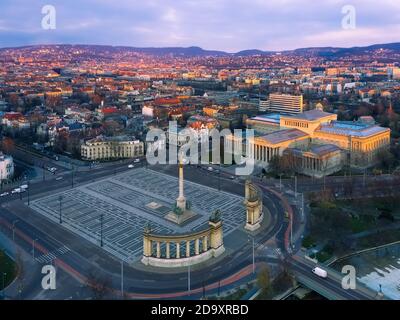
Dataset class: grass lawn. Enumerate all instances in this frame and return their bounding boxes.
[0,249,17,289]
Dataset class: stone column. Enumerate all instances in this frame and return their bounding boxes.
[176,242,180,259]
[209,220,224,257]
[195,238,200,255]
[156,241,161,258]
[203,236,208,252]
[143,236,152,257]
[166,242,170,259]
[186,240,191,257]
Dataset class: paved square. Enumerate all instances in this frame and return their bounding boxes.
[30,168,246,263]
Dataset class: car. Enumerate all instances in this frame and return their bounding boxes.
[312,267,328,278]
[0,192,9,197]
[20,184,29,189]
[11,188,21,194]
[133,159,140,163]
[229,175,236,180]
[207,167,213,171]
[55,176,63,181]
[128,164,135,169]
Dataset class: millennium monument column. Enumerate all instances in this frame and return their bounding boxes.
[176,157,186,211]
[165,155,196,225]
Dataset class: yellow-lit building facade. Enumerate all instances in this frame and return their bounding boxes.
[81,136,144,161]
[228,109,391,174]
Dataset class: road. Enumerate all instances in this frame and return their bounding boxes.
[0,156,385,300]
[0,160,287,299]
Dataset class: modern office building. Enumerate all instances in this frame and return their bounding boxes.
[268,93,304,114]
[388,67,400,80]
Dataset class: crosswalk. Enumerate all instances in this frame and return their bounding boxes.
[35,245,71,264]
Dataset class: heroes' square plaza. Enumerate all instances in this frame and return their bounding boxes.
[30,167,247,264]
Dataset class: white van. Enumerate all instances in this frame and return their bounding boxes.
[312,267,328,278]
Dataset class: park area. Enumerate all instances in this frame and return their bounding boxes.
[0,249,17,293]
[303,193,400,262]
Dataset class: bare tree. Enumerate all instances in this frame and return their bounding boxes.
[85,269,112,300]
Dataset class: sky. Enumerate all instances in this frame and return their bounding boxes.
[0,0,400,52]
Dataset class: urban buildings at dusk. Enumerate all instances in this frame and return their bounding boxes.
[0,1,400,313]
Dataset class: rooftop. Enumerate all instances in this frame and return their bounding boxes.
[259,129,309,145]
[317,121,390,138]
[290,144,342,157]
[249,113,281,124]
[281,109,335,121]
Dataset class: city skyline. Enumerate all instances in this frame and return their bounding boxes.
[1,0,400,51]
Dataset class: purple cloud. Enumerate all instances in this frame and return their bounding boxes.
[0,0,399,51]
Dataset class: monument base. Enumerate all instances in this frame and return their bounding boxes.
[244,212,264,232]
[165,210,197,225]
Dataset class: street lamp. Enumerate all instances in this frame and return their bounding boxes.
[27,180,30,206]
[100,213,104,247]
[32,238,38,260]
[2,272,6,299]
[218,166,221,191]
[187,264,191,295]
[248,235,255,274]
[71,164,74,188]
[121,260,124,299]
[12,220,19,242]
[59,195,63,224]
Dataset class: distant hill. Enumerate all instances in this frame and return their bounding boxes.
[116,46,228,57]
[234,49,274,56]
[1,42,400,58]
[284,43,400,57]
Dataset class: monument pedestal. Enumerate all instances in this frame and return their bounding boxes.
[165,210,196,225]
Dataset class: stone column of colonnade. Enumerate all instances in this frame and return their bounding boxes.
[302,156,323,171]
[251,143,280,163]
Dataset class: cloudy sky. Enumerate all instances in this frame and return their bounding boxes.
[1,0,400,52]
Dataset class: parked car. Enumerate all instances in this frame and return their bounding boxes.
[0,192,9,197]
[128,164,135,169]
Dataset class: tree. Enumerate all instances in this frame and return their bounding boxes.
[85,269,112,300]
[102,120,122,137]
[1,137,15,154]
[377,149,397,172]
[257,265,271,295]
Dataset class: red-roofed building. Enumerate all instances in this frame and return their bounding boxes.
[154,97,181,106]
[96,106,119,119]
[1,112,30,130]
